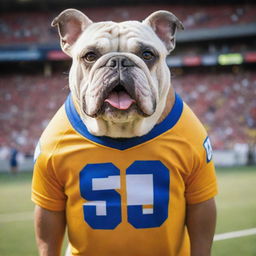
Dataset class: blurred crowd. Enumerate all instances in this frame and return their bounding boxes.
[0,70,255,156]
[0,4,255,45]
[0,73,68,156]
[0,3,255,162]
[174,70,256,150]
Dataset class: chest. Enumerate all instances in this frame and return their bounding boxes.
[54,136,192,230]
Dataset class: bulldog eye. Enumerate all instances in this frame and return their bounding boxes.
[83,52,97,62]
[142,50,155,61]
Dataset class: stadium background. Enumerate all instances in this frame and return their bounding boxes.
[0,0,255,255]
[0,0,256,168]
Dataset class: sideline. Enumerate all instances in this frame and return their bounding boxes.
[214,228,256,241]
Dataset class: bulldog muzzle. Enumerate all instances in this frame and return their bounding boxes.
[82,54,155,118]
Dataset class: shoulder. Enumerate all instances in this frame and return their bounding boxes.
[34,103,73,164]
[176,103,209,145]
[174,103,217,203]
[173,102,213,164]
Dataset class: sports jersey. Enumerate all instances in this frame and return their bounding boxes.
[32,93,217,256]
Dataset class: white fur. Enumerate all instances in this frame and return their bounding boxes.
[52,10,182,138]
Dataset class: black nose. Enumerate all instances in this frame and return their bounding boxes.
[106,56,135,68]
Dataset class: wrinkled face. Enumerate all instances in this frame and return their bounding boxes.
[70,21,170,123]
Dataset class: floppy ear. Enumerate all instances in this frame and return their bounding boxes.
[143,10,184,53]
[51,9,93,56]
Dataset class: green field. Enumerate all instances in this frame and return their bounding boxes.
[0,166,255,256]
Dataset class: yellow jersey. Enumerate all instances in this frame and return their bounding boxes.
[32,93,217,256]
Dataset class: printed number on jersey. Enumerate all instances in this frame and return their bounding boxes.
[79,161,170,230]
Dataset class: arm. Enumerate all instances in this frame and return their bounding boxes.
[34,205,66,256]
[186,198,217,256]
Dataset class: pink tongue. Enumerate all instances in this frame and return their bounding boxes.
[104,91,135,110]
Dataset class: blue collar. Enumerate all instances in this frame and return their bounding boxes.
[65,93,183,150]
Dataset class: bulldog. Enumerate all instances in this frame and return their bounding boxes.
[32,9,217,256]
[52,9,184,138]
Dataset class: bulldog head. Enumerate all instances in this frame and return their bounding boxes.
[52,9,183,137]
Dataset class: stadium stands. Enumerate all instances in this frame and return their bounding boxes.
[0,4,256,45]
[0,69,255,154]
[0,73,69,155]
[174,69,256,150]
[0,3,255,160]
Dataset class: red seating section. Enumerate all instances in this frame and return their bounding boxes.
[1,70,255,154]
[0,4,255,45]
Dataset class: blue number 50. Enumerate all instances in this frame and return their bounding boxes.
[79,161,170,230]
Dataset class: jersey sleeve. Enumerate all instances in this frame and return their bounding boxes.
[185,136,218,204]
[31,141,67,211]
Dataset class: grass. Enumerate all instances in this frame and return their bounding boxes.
[212,166,256,256]
[0,172,36,256]
[0,167,255,255]
[215,166,256,233]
